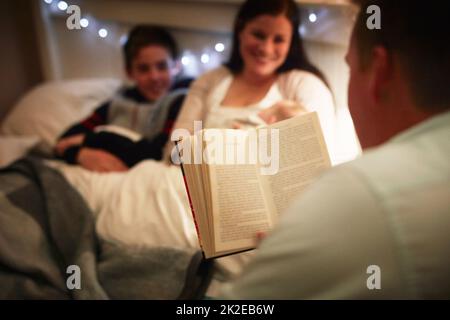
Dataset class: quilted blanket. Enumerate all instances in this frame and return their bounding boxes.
[0,157,212,299]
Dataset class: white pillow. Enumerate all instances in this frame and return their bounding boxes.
[0,78,122,155]
[0,135,40,168]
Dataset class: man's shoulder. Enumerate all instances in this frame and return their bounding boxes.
[337,131,448,200]
[292,118,450,226]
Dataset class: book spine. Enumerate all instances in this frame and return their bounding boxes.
[175,140,203,252]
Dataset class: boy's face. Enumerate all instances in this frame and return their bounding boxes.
[127,45,177,102]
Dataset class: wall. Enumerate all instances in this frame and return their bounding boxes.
[35,0,354,110]
[0,0,44,122]
[26,0,360,162]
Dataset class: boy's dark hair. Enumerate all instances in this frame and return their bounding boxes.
[123,25,179,70]
[225,0,329,88]
[352,0,450,111]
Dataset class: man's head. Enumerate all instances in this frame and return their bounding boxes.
[124,25,180,102]
[347,0,450,149]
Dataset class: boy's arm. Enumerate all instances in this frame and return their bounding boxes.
[60,102,110,138]
[76,147,128,172]
[55,102,109,162]
[68,93,185,168]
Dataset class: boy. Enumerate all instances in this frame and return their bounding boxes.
[55,25,191,172]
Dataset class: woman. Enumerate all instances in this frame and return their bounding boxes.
[166,0,336,162]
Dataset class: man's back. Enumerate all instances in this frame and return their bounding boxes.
[347,110,450,298]
[221,111,450,299]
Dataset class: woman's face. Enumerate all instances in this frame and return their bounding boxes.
[239,14,293,78]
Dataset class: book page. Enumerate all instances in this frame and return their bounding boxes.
[178,136,212,255]
[210,164,271,253]
[207,130,272,254]
[261,112,332,221]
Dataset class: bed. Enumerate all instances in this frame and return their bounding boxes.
[0,78,250,299]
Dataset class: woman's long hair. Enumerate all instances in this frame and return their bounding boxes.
[225,0,329,88]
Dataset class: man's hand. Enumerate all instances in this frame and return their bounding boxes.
[55,134,85,156]
[258,100,306,125]
[255,231,267,247]
[77,147,128,173]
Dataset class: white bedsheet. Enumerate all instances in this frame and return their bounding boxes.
[46,159,199,249]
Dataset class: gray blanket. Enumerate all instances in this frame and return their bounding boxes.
[0,157,212,299]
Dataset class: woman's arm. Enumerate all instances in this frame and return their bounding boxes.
[266,70,336,157]
[284,70,335,122]
[162,68,226,162]
[258,100,307,124]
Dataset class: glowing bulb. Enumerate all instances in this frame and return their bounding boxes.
[299,25,306,36]
[214,43,225,53]
[309,13,317,23]
[98,28,108,38]
[119,35,128,45]
[181,56,190,66]
[44,0,53,4]
[57,1,68,11]
[201,53,210,64]
[80,18,89,28]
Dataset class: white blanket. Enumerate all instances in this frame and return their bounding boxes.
[46,159,199,249]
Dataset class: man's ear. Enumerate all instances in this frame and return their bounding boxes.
[368,46,392,104]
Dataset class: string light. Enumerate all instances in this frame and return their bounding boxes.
[309,13,317,23]
[299,25,306,36]
[47,1,111,40]
[98,28,108,38]
[57,1,68,11]
[214,43,225,53]
[181,56,190,66]
[119,35,128,45]
[80,18,89,28]
[201,53,210,64]
[43,2,225,73]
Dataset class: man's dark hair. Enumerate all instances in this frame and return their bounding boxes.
[352,0,450,111]
[123,25,179,70]
[225,0,329,88]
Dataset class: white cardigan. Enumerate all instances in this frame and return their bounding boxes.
[166,66,337,162]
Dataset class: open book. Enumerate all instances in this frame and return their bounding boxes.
[175,112,331,259]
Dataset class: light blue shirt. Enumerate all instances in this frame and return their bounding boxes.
[221,110,450,299]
